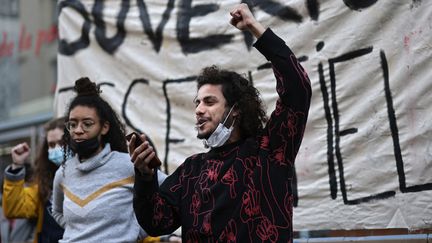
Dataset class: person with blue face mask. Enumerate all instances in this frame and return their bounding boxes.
[130,3,312,242]
[3,117,68,242]
[48,145,70,166]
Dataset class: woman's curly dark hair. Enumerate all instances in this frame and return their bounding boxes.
[197,66,268,138]
[34,117,65,204]
[62,77,127,157]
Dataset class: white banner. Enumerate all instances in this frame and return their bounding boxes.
[55,0,432,230]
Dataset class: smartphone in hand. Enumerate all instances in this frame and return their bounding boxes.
[125,132,162,169]
[126,132,143,149]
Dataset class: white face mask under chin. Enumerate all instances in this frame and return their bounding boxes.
[204,105,236,148]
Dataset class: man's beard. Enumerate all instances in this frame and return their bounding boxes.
[197,130,211,139]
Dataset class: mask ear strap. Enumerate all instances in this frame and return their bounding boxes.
[229,117,236,129]
[222,103,237,125]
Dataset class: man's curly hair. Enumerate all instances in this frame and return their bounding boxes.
[197,66,268,138]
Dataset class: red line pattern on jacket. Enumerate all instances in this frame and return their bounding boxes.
[134,29,312,243]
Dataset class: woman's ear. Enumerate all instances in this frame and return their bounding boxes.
[101,121,110,135]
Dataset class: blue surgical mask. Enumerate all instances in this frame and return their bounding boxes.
[48,146,70,166]
[204,105,236,148]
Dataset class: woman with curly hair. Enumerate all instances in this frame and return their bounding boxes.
[3,117,67,242]
[51,77,151,242]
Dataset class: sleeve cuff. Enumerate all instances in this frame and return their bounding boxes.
[253,28,290,60]
[4,165,26,181]
[134,168,158,198]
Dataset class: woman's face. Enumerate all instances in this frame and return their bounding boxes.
[67,106,109,142]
